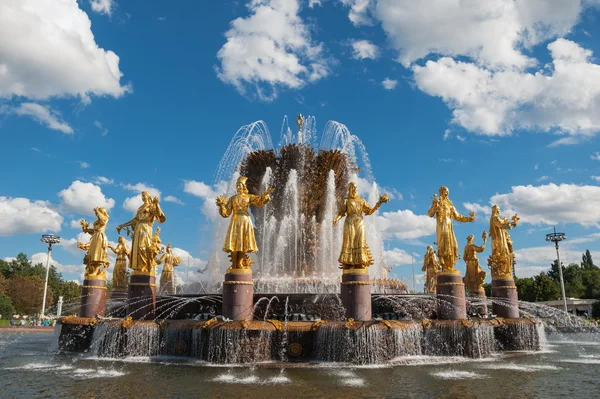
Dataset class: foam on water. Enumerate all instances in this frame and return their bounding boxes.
[548,341,600,346]
[267,375,291,384]
[479,363,560,372]
[70,368,126,378]
[560,358,600,364]
[432,370,488,380]
[330,370,356,378]
[339,378,365,387]
[212,374,260,384]
[390,355,496,366]
[4,363,65,370]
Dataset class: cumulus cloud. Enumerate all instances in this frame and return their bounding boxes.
[58,180,115,215]
[1,102,74,134]
[30,252,83,276]
[372,0,589,68]
[592,152,600,161]
[375,209,435,240]
[78,161,90,169]
[94,176,114,185]
[488,183,600,226]
[183,180,223,220]
[351,39,379,59]
[89,0,115,16]
[381,78,398,90]
[0,197,63,236]
[216,0,330,101]
[0,0,129,101]
[384,247,416,266]
[463,202,492,217]
[122,182,161,213]
[515,245,600,277]
[413,39,600,137]
[340,0,373,26]
[164,195,184,205]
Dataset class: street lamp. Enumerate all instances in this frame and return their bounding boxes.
[40,234,61,318]
[545,227,567,313]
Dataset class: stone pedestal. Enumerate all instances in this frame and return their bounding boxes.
[491,278,519,318]
[110,288,128,302]
[471,287,488,316]
[341,270,372,321]
[127,274,156,320]
[222,271,254,320]
[436,272,467,320]
[80,278,107,318]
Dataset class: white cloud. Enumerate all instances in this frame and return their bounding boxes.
[463,202,491,217]
[384,247,416,266]
[89,0,115,16]
[216,0,330,101]
[413,39,600,137]
[164,195,184,205]
[0,197,63,236]
[93,176,114,185]
[375,209,436,240]
[592,152,600,161]
[340,0,373,26]
[515,246,600,277]
[78,161,90,169]
[1,103,74,134]
[381,77,398,90]
[537,176,550,182]
[351,39,379,60]
[69,219,81,229]
[183,180,216,199]
[0,0,129,102]
[308,0,322,7]
[94,120,108,136]
[372,0,590,68]
[489,183,600,226]
[58,180,115,215]
[122,182,161,213]
[592,176,600,182]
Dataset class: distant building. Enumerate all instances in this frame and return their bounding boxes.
[536,298,597,315]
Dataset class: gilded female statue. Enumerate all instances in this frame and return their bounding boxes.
[333,182,389,269]
[116,191,166,275]
[77,207,110,278]
[488,205,519,279]
[463,232,487,292]
[422,245,441,293]
[427,186,475,272]
[157,243,182,295]
[108,236,129,289]
[216,176,273,270]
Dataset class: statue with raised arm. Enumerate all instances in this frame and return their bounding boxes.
[116,191,166,276]
[108,236,130,289]
[77,207,110,278]
[422,245,441,293]
[216,176,273,271]
[157,243,182,295]
[427,186,475,273]
[333,182,389,270]
[488,205,519,279]
[463,231,488,292]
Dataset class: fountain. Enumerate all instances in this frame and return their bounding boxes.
[57,115,545,364]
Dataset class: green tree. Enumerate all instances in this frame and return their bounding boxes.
[0,273,6,293]
[533,273,560,301]
[581,250,596,270]
[563,263,585,298]
[59,281,82,304]
[0,292,14,318]
[515,277,536,302]
[582,268,600,299]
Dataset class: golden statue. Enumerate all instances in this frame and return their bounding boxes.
[463,231,488,292]
[427,186,475,273]
[108,236,129,289]
[422,245,441,293]
[333,182,389,270]
[116,191,166,276]
[216,176,273,271]
[157,243,182,295]
[77,207,110,279]
[488,205,520,279]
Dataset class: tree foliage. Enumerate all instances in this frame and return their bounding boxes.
[6,275,53,315]
[0,292,14,317]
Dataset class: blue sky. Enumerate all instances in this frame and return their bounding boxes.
[1,0,600,289]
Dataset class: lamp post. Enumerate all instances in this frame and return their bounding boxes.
[546,227,567,313]
[40,234,61,318]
